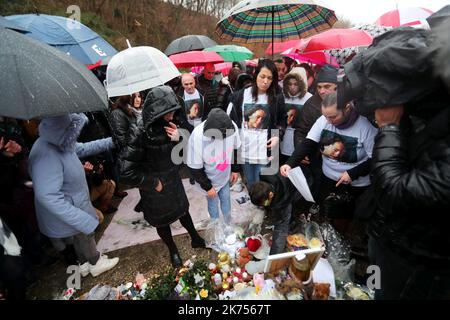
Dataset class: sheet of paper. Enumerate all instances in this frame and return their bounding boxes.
[287,166,315,203]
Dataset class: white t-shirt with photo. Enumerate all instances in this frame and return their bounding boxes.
[184,90,203,127]
[187,121,241,194]
[306,115,378,187]
[280,92,313,156]
[240,87,270,164]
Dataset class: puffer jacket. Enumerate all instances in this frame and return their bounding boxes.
[110,106,142,162]
[119,86,189,227]
[368,106,450,266]
[28,114,114,238]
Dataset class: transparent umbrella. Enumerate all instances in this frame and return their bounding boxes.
[105,45,180,98]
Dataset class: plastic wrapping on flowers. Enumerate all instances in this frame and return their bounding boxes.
[203,217,261,258]
[319,222,354,283]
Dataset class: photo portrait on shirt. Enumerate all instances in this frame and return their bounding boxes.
[319,130,358,163]
[243,104,269,130]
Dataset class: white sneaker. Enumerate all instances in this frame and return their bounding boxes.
[79,262,90,277]
[89,255,119,277]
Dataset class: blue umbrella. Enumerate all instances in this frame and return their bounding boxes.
[0,15,28,33]
[5,14,117,66]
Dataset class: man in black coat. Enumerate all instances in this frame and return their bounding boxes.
[249,173,300,254]
[341,26,450,299]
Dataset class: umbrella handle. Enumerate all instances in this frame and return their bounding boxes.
[126,39,132,48]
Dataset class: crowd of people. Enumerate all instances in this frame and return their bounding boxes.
[1,24,449,300]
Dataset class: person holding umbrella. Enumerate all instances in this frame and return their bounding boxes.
[28,113,120,278]
[119,86,206,268]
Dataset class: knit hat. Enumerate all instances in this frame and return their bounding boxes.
[316,65,339,84]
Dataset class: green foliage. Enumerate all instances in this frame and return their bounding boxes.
[144,267,177,300]
[180,260,213,299]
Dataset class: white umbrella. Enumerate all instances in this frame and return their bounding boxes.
[105,45,180,98]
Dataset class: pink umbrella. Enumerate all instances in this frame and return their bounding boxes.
[375,7,433,27]
[245,59,258,67]
[283,51,339,67]
[301,29,373,52]
[264,39,304,55]
[214,62,233,76]
[169,51,224,68]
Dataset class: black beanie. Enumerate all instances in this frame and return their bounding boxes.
[316,65,338,84]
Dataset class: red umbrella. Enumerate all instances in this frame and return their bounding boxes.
[169,51,224,68]
[375,7,433,27]
[283,51,339,67]
[301,29,373,52]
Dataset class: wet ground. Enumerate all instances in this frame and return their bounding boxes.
[26,177,369,299]
[26,205,217,300]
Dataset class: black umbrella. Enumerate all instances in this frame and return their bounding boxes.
[164,35,217,56]
[427,5,450,29]
[0,15,28,33]
[0,28,107,120]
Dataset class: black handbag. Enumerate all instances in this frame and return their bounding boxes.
[322,191,355,219]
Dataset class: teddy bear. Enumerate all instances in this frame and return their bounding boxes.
[236,247,251,269]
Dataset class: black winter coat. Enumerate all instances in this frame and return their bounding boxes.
[118,86,189,227]
[292,93,322,146]
[110,107,142,162]
[368,107,450,266]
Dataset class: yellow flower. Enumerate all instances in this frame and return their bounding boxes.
[199,289,208,299]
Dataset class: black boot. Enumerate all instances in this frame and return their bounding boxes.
[191,236,206,248]
[170,251,182,268]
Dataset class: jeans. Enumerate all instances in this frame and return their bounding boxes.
[51,233,100,265]
[243,163,264,187]
[269,203,292,255]
[207,183,231,224]
[368,237,450,300]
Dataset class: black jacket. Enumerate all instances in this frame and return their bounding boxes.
[216,81,233,112]
[292,93,322,146]
[109,107,142,162]
[368,107,450,266]
[261,173,296,211]
[119,86,189,227]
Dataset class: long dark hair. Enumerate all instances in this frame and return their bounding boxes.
[111,95,133,116]
[251,59,278,107]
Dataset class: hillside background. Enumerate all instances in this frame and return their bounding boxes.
[0,0,352,58]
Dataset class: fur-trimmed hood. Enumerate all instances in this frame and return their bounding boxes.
[283,67,308,98]
[38,113,88,153]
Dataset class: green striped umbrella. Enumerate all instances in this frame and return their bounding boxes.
[215,0,337,57]
[203,44,253,62]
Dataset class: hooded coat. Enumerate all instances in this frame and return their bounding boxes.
[28,114,114,238]
[119,86,189,227]
[276,67,311,137]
